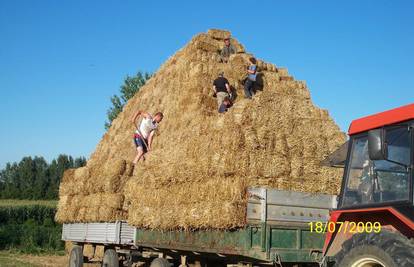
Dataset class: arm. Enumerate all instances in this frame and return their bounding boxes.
[131,110,142,128]
[225,83,231,93]
[247,67,256,74]
[140,111,151,119]
[147,130,155,150]
[213,85,217,93]
[220,47,226,57]
[131,110,151,128]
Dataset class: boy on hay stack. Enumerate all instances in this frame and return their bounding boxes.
[131,110,164,165]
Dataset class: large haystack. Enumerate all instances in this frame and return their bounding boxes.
[56,29,346,229]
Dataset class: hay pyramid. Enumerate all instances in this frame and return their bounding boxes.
[56,29,346,230]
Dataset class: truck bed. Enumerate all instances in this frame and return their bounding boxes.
[62,188,337,264]
[62,221,135,245]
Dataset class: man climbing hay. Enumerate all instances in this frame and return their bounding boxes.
[213,71,231,109]
[131,110,164,165]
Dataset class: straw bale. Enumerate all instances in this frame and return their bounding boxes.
[207,29,231,40]
[234,43,245,53]
[194,40,219,53]
[266,63,275,72]
[125,178,247,229]
[56,29,346,229]
[61,169,75,184]
[74,166,89,180]
[65,241,73,254]
[278,68,289,76]
[55,193,124,223]
[205,29,245,53]
[257,60,265,70]
[55,195,73,222]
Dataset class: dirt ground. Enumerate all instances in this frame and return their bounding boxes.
[0,252,65,267]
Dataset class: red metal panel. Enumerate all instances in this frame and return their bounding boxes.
[348,103,414,135]
[323,207,414,256]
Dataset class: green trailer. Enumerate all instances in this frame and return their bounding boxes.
[63,188,337,267]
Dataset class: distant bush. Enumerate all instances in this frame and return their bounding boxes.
[0,205,63,253]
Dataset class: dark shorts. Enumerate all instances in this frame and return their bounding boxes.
[133,135,148,153]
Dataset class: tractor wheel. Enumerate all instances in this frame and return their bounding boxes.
[69,245,83,267]
[333,230,414,267]
[102,249,119,267]
[150,258,171,267]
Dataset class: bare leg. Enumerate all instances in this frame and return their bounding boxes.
[133,147,145,164]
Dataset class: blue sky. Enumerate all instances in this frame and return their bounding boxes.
[0,0,413,167]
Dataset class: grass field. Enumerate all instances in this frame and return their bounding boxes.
[0,199,57,208]
[0,199,63,254]
[0,199,69,266]
[0,251,105,267]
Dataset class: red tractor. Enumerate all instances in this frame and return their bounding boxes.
[323,103,414,266]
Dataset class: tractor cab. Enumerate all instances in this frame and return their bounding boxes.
[339,123,412,210]
[323,104,414,266]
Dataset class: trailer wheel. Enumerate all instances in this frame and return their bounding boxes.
[102,249,119,267]
[69,245,83,267]
[333,230,414,267]
[150,258,171,267]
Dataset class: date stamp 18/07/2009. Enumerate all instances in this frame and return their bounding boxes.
[308,221,382,234]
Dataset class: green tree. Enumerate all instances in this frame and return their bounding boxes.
[74,157,87,168]
[105,71,152,130]
[0,155,86,200]
[0,163,19,198]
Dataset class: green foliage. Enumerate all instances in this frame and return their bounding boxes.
[0,156,83,252]
[0,205,63,253]
[0,205,56,224]
[105,71,152,130]
[105,95,123,130]
[0,155,86,200]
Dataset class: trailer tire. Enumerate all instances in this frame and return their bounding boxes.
[333,230,414,267]
[102,249,119,267]
[150,258,170,267]
[69,245,83,267]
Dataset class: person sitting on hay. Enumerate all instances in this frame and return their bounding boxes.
[220,37,237,63]
[218,96,232,113]
[131,110,164,165]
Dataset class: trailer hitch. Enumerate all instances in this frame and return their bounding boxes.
[272,254,283,267]
[319,256,331,267]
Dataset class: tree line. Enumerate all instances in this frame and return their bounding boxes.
[0,155,86,200]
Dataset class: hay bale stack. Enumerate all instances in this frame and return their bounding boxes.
[55,160,128,223]
[56,29,346,229]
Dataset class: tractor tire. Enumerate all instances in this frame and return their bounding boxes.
[102,249,119,267]
[150,258,171,267]
[69,245,83,267]
[333,230,414,267]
